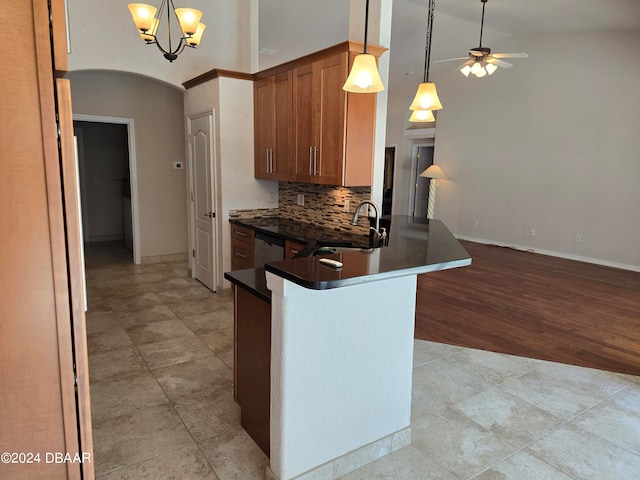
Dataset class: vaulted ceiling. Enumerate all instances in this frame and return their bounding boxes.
[259,0,640,90]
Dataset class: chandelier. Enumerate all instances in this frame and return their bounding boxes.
[128,1,205,62]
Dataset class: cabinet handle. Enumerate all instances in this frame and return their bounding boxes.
[234,251,247,258]
[309,146,313,175]
[266,149,270,173]
[290,249,299,255]
[234,230,248,237]
[270,148,274,173]
[313,146,318,175]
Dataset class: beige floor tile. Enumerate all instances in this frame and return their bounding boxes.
[118,305,179,329]
[137,333,212,370]
[610,385,640,415]
[166,297,232,316]
[198,425,269,480]
[143,276,199,293]
[411,410,518,479]
[107,292,163,313]
[137,270,182,283]
[125,318,196,346]
[88,345,148,383]
[474,450,574,480]
[446,348,534,385]
[337,445,458,480]
[180,310,234,335]
[88,323,134,354]
[155,286,215,304]
[451,388,563,447]
[217,349,234,370]
[99,282,151,299]
[85,312,121,334]
[500,370,606,420]
[412,340,463,368]
[90,370,168,422]
[96,445,219,480]
[198,325,234,355]
[87,296,115,315]
[92,404,194,476]
[172,386,240,442]
[154,355,233,402]
[525,424,640,479]
[573,401,640,455]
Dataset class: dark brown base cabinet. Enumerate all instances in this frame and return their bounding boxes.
[1,1,94,479]
[233,287,271,456]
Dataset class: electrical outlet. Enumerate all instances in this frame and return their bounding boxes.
[344,200,350,213]
[575,233,582,242]
[529,227,536,237]
[473,220,479,228]
[268,191,277,203]
[296,194,304,206]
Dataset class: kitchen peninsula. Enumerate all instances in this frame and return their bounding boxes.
[225,216,470,480]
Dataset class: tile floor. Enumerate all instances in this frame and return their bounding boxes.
[85,243,640,480]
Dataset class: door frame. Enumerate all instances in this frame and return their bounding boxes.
[73,114,141,264]
[187,111,218,290]
[408,139,435,217]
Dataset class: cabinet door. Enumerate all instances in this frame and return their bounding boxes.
[254,77,274,179]
[293,63,316,183]
[271,71,293,181]
[314,53,347,185]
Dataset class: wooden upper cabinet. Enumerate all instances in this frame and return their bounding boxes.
[254,42,380,187]
[254,71,292,181]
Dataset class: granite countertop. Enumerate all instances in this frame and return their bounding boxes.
[229,217,369,247]
[225,216,471,294]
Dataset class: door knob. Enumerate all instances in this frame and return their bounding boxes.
[204,212,215,218]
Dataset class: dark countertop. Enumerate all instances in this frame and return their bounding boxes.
[229,217,369,247]
[225,215,471,294]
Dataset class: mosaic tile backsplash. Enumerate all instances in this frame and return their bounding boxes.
[230,182,373,236]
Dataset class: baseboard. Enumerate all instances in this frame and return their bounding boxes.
[455,235,640,273]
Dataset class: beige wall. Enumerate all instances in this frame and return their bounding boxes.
[387,30,640,269]
[68,70,188,259]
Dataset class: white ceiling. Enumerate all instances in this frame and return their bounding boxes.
[258,0,640,90]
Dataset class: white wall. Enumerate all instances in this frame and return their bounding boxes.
[68,70,188,259]
[67,0,258,88]
[387,30,640,268]
[184,77,278,289]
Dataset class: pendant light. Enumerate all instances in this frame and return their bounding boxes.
[128,0,206,62]
[409,0,442,121]
[343,0,385,93]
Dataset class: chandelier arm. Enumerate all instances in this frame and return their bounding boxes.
[423,0,435,82]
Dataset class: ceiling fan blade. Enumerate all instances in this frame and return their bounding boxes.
[487,57,513,69]
[492,53,528,59]
[433,57,469,63]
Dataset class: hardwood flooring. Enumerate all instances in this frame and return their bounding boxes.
[415,240,640,376]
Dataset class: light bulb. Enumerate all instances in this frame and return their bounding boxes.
[470,61,482,75]
[486,63,498,75]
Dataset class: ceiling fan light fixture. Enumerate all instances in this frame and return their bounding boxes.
[485,62,498,75]
[460,64,472,77]
[343,53,385,93]
[409,109,436,123]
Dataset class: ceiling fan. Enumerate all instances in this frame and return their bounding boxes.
[434,0,528,78]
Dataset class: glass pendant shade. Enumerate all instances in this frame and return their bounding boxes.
[140,18,159,41]
[343,54,385,93]
[486,63,498,75]
[128,3,157,32]
[409,82,443,111]
[460,64,472,77]
[175,8,202,36]
[409,109,436,122]
[186,22,206,46]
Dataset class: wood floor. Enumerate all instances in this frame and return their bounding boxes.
[416,240,640,376]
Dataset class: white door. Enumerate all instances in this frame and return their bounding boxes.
[188,113,216,291]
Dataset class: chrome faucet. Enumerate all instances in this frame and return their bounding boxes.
[351,200,386,247]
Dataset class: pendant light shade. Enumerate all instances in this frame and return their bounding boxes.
[409,0,442,122]
[343,0,384,93]
[343,54,385,93]
[408,109,436,123]
[409,82,443,111]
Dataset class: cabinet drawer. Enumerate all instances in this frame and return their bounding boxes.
[285,240,307,259]
[231,224,255,244]
[231,240,254,270]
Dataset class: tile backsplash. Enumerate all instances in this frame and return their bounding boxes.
[230,182,373,236]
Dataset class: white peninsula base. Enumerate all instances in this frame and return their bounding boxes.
[265,272,418,480]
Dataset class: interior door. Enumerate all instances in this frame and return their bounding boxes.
[189,113,216,291]
[413,146,434,218]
